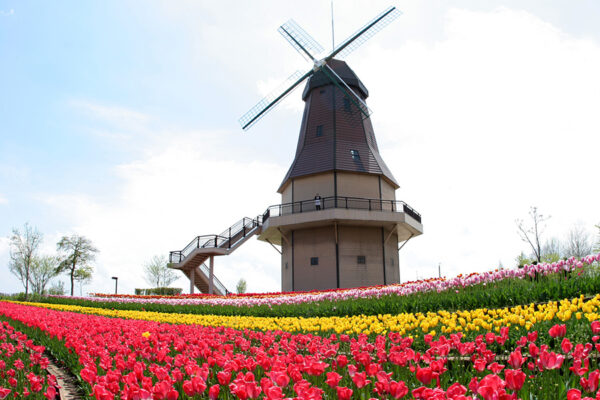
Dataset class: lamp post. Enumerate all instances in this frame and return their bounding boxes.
[112,276,118,294]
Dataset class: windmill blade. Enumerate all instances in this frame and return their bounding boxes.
[326,6,401,61]
[321,64,372,119]
[239,69,313,131]
[278,19,324,61]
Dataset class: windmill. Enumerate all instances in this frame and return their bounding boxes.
[239,6,401,131]
[240,5,424,292]
[169,5,423,294]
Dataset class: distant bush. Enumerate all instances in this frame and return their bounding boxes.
[134,287,183,296]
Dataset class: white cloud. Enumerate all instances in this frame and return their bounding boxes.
[349,7,600,279]
[0,194,7,205]
[0,9,14,17]
[42,137,284,294]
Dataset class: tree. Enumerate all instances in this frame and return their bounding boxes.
[564,224,593,258]
[48,281,65,296]
[144,255,178,288]
[595,224,600,253]
[29,255,59,295]
[74,264,94,296]
[236,278,247,294]
[516,207,549,263]
[56,235,98,296]
[8,223,42,298]
[541,237,562,263]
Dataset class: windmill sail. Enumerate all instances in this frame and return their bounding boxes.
[240,6,401,131]
[327,6,401,61]
[279,19,324,61]
[321,64,372,119]
[239,70,313,131]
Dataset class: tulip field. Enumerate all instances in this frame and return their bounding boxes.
[1,254,600,399]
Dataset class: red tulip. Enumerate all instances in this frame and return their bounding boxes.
[508,348,525,369]
[208,384,220,400]
[351,371,371,389]
[446,382,467,397]
[580,369,600,393]
[336,386,353,400]
[561,338,573,354]
[477,374,506,400]
[325,372,342,388]
[388,380,408,399]
[539,350,565,370]
[591,321,600,334]
[0,388,11,400]
[567,389,582,400]
[549,324,567,338]
[504,369,526,391]
[416,367,433,385]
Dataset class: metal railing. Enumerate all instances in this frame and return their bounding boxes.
[199,262,229,295]
[263,195,422,223]
[169,217,261,264]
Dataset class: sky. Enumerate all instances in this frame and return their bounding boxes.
[1,1,599,295]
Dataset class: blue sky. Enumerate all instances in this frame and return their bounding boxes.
[1,1,600,295]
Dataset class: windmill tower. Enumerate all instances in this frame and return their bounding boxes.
[240,6,423,291]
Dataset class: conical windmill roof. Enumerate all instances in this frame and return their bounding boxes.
[278,59,399,193]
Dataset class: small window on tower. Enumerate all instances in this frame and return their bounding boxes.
[357,255,366,264]
[310,257,319,266]
[350,149,360,160]
[316,125,323,137]
[343,97,351,112]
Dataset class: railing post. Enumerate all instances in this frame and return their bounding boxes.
[190,267,195,294]
[229,227,232,248]
[214,236,217,247]
[197,237,199,249]
[369,199,371,211]
[208,256,214,295]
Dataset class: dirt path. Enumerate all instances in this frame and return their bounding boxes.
[46,357,83,400]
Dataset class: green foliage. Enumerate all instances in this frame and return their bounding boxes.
[34,264,600,319]
[48,281,66,296]
[144,255,178,288]
[29,255,59,295]
[56,235,98,296]
[236,278,247,294]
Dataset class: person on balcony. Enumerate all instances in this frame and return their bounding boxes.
[314,194,322,210]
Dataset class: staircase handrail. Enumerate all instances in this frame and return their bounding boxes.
[198,262,229,295]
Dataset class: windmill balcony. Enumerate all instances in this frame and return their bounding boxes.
[257,195,423,245]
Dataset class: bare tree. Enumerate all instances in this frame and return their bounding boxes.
[8,223,42,298]
[564,224,593,258]
[144,255,178,288]
[594,224,600,253]
[541,237,563,263]
[516,207,549,263]
[56,235,98,296]
[29,255,59,295]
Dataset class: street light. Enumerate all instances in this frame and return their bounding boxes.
[112,276,118,294]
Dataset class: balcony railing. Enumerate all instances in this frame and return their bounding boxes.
[263,195,421,224]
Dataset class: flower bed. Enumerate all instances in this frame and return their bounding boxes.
[1,301,600,399]
[87,254,600,306]
[32,254,600,320]
[8,292,600,338]
[0,319,58,399]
